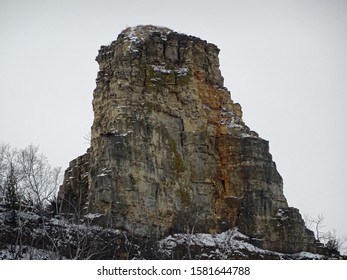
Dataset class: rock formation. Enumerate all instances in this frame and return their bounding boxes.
[58,25,319,254]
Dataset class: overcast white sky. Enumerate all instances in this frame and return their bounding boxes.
[1,0,346,243]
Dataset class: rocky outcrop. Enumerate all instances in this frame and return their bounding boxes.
[58,25,318,254]
[58,151,90,215]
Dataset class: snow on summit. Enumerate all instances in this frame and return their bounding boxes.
[121,25,173,44]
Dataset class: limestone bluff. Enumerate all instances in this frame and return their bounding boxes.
[58,25,318,254]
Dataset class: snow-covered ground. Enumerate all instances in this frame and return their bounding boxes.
[0,245,63,260]
[158,228,324,260]
[0,208,340,260]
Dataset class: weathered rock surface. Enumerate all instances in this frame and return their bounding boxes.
[58,25,319,254]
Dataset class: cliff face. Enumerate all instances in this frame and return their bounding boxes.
[58,25,317,254]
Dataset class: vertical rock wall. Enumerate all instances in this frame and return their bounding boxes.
[58,25,317,253]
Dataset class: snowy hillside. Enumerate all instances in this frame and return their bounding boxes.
[1,206,342,260]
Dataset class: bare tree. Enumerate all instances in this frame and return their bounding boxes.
[304,213,347,256]
[310,214,326,241]
[0,144,9,204]
[321,230,347,255]
[175,205,204,259]
[17,145,61,211]
[0,144,8,183]
[83,131,92,146]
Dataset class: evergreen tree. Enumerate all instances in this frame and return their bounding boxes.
[4,164,19,223]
